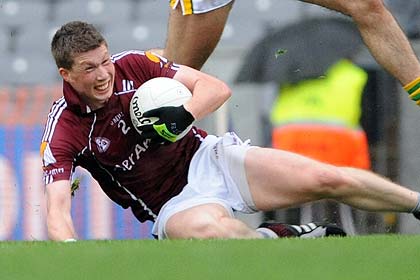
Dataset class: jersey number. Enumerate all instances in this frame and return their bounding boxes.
[117,120,131,135]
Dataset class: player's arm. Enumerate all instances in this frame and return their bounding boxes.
[140,64,231,142]
[173,65,231,121]
[46,180,77,241]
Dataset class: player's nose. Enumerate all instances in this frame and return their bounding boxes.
[96,65,109,80]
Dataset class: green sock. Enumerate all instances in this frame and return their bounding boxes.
[404,77,420,105]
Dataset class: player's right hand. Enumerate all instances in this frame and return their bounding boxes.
[140,105,194,143]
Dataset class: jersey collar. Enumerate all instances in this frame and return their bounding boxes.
[62,80,92,115]
[62,80,119,118]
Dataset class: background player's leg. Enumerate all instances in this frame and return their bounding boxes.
[301,0,420,85]
[164,2,234,70]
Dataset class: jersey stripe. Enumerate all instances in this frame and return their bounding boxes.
[192,127,205,142]
[45,173,54,185]
[111,50,146,62]
[42,97,67,142]
[114,89,136,96]
[87,113,97,151]
[111,50,173,65]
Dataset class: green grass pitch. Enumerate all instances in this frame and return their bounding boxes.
[1,235,419,280]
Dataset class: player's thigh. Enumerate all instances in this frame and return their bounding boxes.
[165,203,232,239]
[165,2,233,68]
[244,147,343,211]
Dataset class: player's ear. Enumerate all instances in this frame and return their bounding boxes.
[59,68,71,82]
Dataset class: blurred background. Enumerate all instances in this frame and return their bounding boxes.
[1,0,420,240]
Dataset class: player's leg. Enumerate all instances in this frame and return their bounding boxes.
[165,203,261,239]
[163,1,234,70]
[158,133,348,240]
[244,147,420,214]
[300,0,420,85]
[164,203,345,239]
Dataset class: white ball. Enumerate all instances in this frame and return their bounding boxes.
[130,77,193,141]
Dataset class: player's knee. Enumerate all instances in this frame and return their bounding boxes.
[342,0,387,22]
[186,213,229,239]
[165,204,234,239]
[309,165,352,198]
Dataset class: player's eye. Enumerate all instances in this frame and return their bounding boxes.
[85,66,95,72]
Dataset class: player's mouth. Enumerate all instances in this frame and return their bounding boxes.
[94,80,111,93]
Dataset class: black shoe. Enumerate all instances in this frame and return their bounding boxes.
[414,212,420,220]
[258,222,347,238]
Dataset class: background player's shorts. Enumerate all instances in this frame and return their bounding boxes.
[169,0,234,15]
[152,132,258,239]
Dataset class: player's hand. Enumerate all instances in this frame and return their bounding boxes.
[140,105,194,143]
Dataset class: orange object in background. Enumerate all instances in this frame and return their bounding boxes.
[272,124,371,169]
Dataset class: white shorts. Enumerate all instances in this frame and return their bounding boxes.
[152,132,258,239]
[169,0,234,15]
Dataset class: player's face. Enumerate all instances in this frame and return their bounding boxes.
[60,44,115,110]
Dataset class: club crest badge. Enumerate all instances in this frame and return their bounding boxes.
[95,137,111,153]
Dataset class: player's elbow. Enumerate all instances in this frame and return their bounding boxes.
[342,0,387,24]
[219,81,232,102]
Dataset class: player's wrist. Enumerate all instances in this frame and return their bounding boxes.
[180,105,195,124]
[182,103,196,121]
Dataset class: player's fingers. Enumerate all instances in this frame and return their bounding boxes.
[137,125,156,138]
[142,108,162,117]
[138,124,173,144]
[141,131,159,141]
[140,124,154,132]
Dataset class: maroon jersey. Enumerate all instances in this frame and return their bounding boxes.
[40,50,208,222]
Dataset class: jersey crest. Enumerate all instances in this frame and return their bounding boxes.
[95,137,111,153]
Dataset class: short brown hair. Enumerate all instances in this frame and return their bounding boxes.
[51,21,107,69]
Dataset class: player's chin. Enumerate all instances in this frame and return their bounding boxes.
[90,91,112,108]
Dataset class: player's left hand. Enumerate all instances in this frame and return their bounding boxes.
[140,105,194,143]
